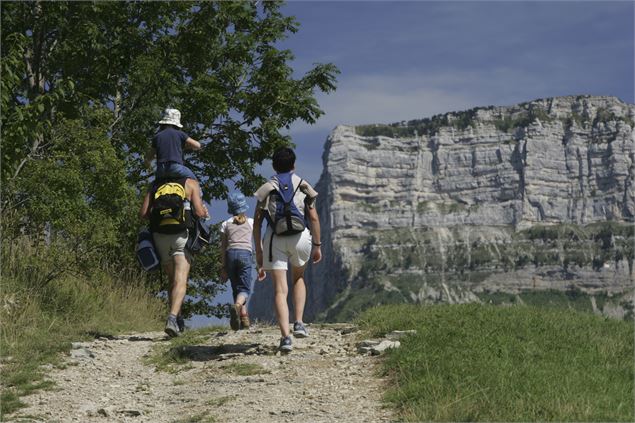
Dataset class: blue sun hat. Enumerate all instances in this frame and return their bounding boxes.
[227,192,249,215]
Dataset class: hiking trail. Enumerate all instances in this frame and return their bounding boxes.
[10,324,393,422]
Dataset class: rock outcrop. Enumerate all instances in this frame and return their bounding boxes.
[250,95,634,322]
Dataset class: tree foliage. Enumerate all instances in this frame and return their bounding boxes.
[1,1,338,316]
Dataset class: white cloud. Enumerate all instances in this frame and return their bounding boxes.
[290,66,598,137]
[286,65,626,184]
[328,81,475,126]
[291,73,476,135]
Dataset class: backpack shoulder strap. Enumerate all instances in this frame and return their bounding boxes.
[288,179,303,204]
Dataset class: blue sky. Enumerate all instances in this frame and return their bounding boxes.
[278,0,634,185]
[201,0,634,323]
[213,0,634,222]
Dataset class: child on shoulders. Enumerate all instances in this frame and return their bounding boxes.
[146,108,201,182]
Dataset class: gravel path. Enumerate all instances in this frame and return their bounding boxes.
[10,323,393,423]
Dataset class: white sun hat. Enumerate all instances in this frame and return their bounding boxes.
[158,108,183,128]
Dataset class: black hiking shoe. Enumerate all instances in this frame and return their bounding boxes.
[279,336,293,353]
[293,321,309,338]
[164,315,180,338]
[176,314,186,333]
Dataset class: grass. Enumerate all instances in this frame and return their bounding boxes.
[325,284,405,322]
[144,326,222,373]
[478,289,593,312]
[0,237,165,418]
[357,303,634,422]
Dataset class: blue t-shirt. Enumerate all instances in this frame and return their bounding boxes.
[152,127,189,164]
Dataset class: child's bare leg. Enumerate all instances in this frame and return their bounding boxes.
[236,293,248,315]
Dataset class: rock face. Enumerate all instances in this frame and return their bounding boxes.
[250,95,635,322]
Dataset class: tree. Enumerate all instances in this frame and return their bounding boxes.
[1,1,338,316]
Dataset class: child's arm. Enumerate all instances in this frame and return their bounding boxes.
[220,230,228,281]
[184,137,201,151]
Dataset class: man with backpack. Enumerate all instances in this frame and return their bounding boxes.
[139,177,208,337]
[253,147,322,352]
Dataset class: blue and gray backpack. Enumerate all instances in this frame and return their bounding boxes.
[266,172,306,235]
[265,172,306,260]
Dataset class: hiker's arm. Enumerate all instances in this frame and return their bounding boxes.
[220,231,228,281]
[253,208,266,280]
[184,137,201,151]
[189,180,208,219]
[144,148,155,169]
[253,209,263,262]
[307,206,322,264]
[139,191,151,220]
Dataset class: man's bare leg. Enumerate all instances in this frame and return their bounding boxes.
[169,254,190,317]
[164,261,175,309]
[271,269,290,337]
[291,265,307,323]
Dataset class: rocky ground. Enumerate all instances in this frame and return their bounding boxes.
[9,323,394,423]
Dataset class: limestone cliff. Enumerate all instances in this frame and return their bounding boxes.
[250,95,635,322]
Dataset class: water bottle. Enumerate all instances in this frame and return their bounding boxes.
[184,200,193,227]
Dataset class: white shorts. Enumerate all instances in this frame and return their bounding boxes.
[263,228,312,271]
